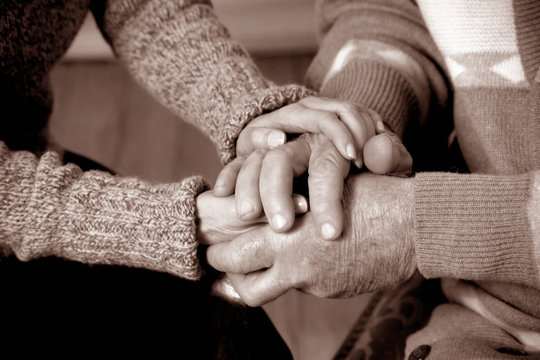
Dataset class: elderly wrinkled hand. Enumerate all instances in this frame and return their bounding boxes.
[206,173,417,307]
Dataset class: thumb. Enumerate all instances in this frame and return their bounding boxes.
[236,126,286,156]
[363,133,412,175]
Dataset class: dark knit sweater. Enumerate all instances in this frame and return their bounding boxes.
[0,0,310,280]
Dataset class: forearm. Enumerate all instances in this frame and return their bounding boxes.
[414,171,540,288]
[306,0,450,138]
[97,0,312,164]
[0,142,207,280]
[342,170,540,290]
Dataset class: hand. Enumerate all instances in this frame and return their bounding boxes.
[234,96,411,175]
[233,96,380,167]
[216,133,351,239]
[196,190,308,245]
[206,174,417,307]
[215,126,412,240]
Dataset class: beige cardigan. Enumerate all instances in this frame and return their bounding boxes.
[309,0,540,357]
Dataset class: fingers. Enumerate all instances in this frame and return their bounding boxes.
[206,225,275,274]
[207,228,290,306]
[196,191,268,245]
[259,140,311,232]
[246,99,357,161]
[363,132,413,175]
[235,151,265,220]
[298,97,378,169]
[236,126,286,156]
[214,156,244,197]
[307,136,350,240]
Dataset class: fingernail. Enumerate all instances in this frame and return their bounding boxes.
[321,223,337,240]
[239,200,254,216]
[272,214,287,230]
[346,144,356,160]
[214,178,224,190]
[293,195,308,213]
[355,158,364,169]
[267,131,286,148]
[376,120,385,132]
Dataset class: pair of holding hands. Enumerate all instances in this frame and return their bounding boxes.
[197,96,415,305]
[198,96,412,243]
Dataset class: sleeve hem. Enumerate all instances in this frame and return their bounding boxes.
[218,84,315,164]
[414,172,538,286]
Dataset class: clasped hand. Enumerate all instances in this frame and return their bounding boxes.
[196,97,415,305]
[213,97,412,240]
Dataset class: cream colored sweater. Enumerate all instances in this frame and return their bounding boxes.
[0,0,310,280]
[308,0,540,357]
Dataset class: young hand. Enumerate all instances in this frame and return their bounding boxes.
[233,96,380,169]
[196,190,307,245]
[216,133,350,239]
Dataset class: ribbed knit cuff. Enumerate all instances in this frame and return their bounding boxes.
[104,0,315,165]
[218,84,315,164]
[414,172,538,286]
[56,174,209,280]
[319,60,418,137]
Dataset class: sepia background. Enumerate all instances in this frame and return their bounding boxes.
[49,1,373,358]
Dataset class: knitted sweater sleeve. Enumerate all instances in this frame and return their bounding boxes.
[0,142,207,280]
[92,0,312,164]
[305,0,449,137]
[415,171,540,288]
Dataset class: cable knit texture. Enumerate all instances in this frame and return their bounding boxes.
[101,0,313,164]
[0,0,311,279]
[0,142,208,279]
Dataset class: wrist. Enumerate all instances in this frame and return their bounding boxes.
[344,174,417,285]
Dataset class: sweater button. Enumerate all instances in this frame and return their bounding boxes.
[408,345,431,360]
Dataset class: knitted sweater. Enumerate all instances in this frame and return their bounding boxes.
[307,0,540,357]
[0,0,309,280]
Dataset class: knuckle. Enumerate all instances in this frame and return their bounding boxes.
[309,153,343,173]
[341,102,359,115]
[252,128,269,146]
[243,149,264,166]
[263,147,290,164]
[254,148,269,157]
[319,112,339,124]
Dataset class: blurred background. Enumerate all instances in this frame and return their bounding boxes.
[49,1,373,358]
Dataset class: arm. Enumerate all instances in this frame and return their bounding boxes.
[0,142,207,280]
[91,0,312,164]
[306,0,450,138]
[207,169,540,306]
